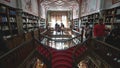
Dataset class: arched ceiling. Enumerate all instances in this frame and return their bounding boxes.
[40,0,80,11]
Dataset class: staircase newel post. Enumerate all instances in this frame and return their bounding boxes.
[89,38,95,51]
[31,31,36,48]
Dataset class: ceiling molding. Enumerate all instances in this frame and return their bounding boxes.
[41,0,79,11]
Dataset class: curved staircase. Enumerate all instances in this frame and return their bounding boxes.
[36,43,88,68]
[50,47,75,68]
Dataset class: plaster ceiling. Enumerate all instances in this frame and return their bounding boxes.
[41,0,79,11]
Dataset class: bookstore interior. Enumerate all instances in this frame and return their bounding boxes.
[0,0,120,68]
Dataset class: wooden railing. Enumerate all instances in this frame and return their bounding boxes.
[73,38,120,68]
[0,39,34,68]
[39,29,48,41]
[72,29,83,42]
[1,28,120,68]
[18,29,51,68]
[34,38,52,68]
[16,29,52,68]
[18,50,37,68]
[0,29,50,68]
[91,39,120,68]
[4,34,25,50]
[39,33,82,50]
[73,39,90,68]
[34,29,39,39]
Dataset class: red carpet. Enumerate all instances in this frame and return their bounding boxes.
[50,47,74,68]
[37,45,88,68]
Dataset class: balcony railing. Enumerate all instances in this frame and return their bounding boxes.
[39,33,81,50]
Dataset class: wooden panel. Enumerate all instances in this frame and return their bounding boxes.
[34,30,39,39]
[5,38,14,49]
[0,40,35,68]
[25,32,32,41]
[13,34,24,47]
[5,34,25,49]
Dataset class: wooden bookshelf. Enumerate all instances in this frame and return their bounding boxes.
[73,18,79,31]
[22,12,39,33]
[40,18,46,29]
[0,4,18,40]
[103,6,120,29]
[81,13,99,28]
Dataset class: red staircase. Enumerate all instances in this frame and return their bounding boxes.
[50,47,75,68]
[36,44,52,68]
[37,44,88,68]
[37,45,51,61]
[74,45,88,58]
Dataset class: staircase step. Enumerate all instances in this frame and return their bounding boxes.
[37,44,88,68]
[52,57,73,64]
[52,61,72,68]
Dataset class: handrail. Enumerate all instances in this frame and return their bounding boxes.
[73,38,90,59]
[73,38,120,68]
[90,38,120,68]
[40,29,47,34]
[72,29,81,35]
[35,38,52,59]
[40,33,81,42]
[0,29,52,68]
[39,33,82,50]
[0,39,34,68]
[73,38,89,51]
[72,38,120,68]
[92,39,120,51]
[0,31,50,68]
[18,49,36,68]
[39,29,120,68]
[0,39,33,59]
[34,38,52,68]
[72,38,90,68]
